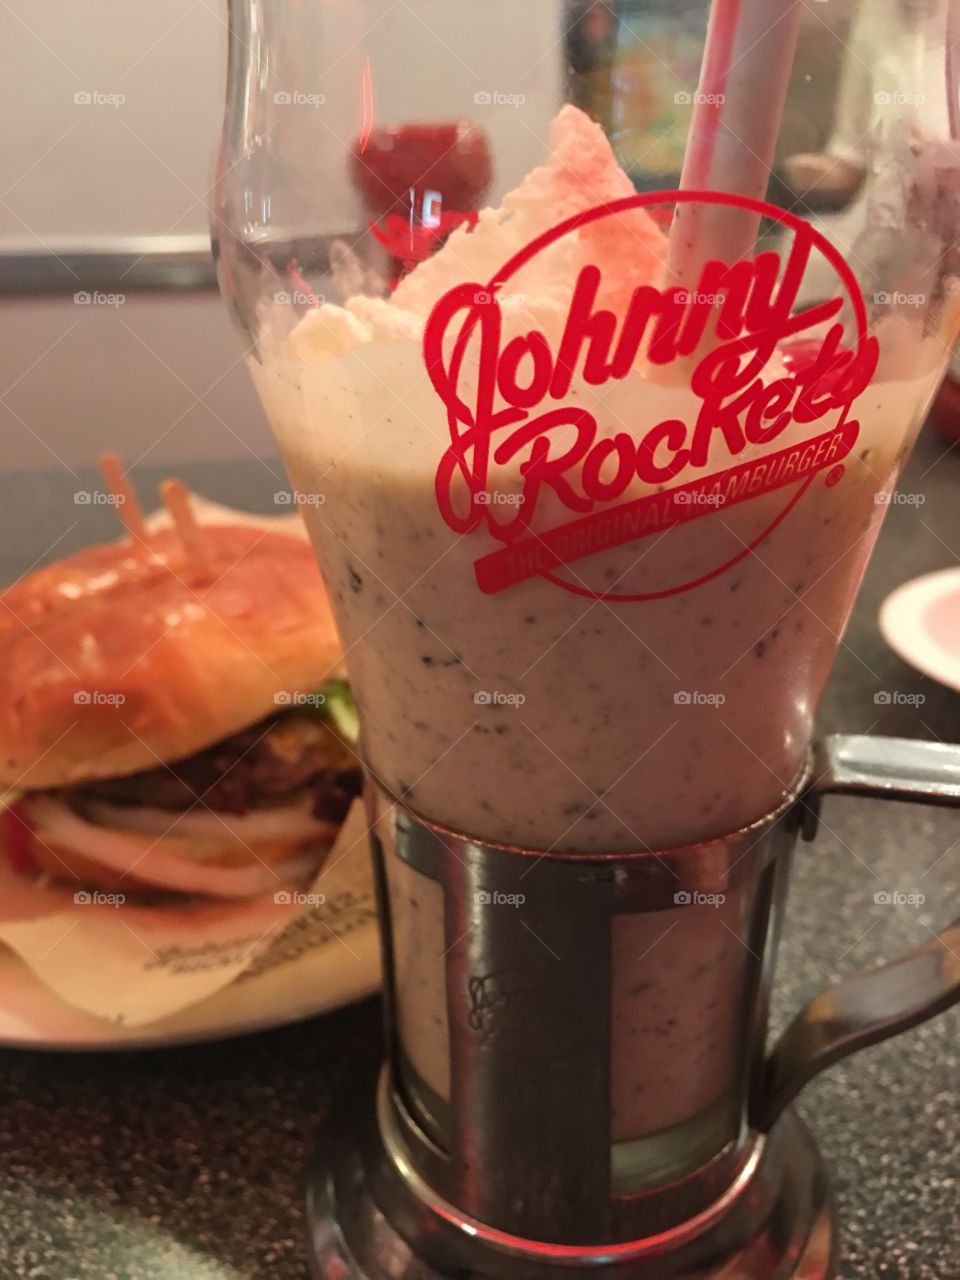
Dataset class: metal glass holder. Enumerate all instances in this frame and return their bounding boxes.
[308,735,960,1279]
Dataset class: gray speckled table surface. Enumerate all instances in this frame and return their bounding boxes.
[0,430,957,1280]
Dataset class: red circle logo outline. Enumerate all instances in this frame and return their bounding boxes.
[437,190,872,603]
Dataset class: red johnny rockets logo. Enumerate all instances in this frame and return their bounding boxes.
[422,191,879,602]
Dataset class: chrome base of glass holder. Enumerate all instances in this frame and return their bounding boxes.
[306,1086,836,1280]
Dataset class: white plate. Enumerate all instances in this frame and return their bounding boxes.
[878,567,960,693]
[0,914,380,1051]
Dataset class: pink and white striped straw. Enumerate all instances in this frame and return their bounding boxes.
[667,0,803,289]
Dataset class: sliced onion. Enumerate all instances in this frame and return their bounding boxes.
[23,794,326,899]
[80,793,332,843]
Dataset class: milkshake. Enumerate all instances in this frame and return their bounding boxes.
[250,107,942,1163]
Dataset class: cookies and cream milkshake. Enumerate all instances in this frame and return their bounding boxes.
[250,107,942,1151]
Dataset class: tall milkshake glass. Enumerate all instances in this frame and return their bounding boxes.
[214,1,960,1275]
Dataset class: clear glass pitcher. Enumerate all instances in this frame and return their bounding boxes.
[213,3,960,1275]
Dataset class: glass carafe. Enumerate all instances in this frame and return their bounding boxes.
[214,3,960,1276]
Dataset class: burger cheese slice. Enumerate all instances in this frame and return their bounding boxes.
[0,519,360,900]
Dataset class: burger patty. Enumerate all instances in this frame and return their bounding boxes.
[79,712,362,822]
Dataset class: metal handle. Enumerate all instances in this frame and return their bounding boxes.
[755,734,960,1132]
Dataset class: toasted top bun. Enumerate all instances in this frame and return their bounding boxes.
[0,524,342,789]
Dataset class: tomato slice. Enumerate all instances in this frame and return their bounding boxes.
[2,801,38,876]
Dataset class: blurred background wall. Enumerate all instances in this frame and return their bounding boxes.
[1,1,247,472]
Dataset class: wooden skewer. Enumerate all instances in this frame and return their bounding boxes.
[99,451,147,542]
[159,477,207,567]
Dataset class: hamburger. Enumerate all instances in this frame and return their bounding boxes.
[0,500,361,901]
